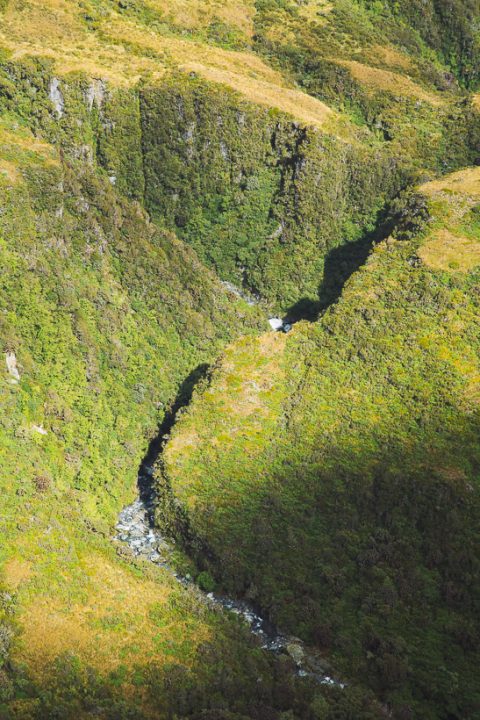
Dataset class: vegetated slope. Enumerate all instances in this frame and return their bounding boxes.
[159,171,480,720]
[0,60,394,719]
[139,60,479,312]
[0,0,480,717]
[1,0,480,313]
[141,75,403,313]
[362,0,480,84]
[0,85,308,719]
[254,0,480,169]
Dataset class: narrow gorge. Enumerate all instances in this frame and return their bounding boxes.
[1,2,480,718]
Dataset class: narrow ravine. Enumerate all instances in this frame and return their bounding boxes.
[114,442,344,688]
[114,287,341,686]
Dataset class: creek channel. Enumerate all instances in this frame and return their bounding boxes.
[115,285,342,685]
[114,413,344,688]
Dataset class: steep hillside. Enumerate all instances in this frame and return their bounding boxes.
[1,104,305,718]
[254,0,480,169]
[2,0,480,312]
[1,0,480,718]
[365,0,480,84]
[141,75,403,312]
[159,170,480,720]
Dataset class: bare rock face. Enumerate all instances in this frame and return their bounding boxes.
[48,78,65,118]
[85,79,106,112]
[286,639,305,666]
[31,425,47,436]
[5,352,20,383]
[269,317,284,331]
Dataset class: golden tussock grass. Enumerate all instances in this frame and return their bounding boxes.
[143,0,255,38]
[420,166,480,199]
[0,159,22,184]
[180,62,335,128]
[0,127,58,159]
[364,44,414,71]
[3,558,32,589]
[0,0,340,128]
[418,167,480,273]
[418,228,480,273]
[336,59,445,106]
[102,16,283,83]
[0,124,59,183]
[14,553,210,678]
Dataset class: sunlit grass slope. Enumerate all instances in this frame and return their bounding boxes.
[254,0,480,170]
[0,0,338,130]
[1,0,479,145]
[419,167,480,272]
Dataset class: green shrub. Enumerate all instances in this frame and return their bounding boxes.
[196,571,216,593]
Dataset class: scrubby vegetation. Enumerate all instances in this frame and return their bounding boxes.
[160,179,480,719]
[254,0,480,170]
[141,75,404,311]
[1,0,480,717]
[0,62,288,718]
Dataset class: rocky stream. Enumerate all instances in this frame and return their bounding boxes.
[114,462,344,688]
[114,297,341,687]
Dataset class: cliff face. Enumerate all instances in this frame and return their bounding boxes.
[140,77,403,312]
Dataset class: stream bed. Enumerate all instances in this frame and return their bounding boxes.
[114,465,344,688]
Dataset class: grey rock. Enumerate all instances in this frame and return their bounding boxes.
[49,78,64,118]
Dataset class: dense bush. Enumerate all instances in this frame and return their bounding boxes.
[141,76,402,311]
[159,196,480,718]
[361,0,480,85]
[253,0,480,170]
[1,0,480,715]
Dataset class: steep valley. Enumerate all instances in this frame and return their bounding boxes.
[1,1,480,719]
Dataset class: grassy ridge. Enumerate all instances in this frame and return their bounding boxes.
[160,174,480,719]
[254,0,480,171]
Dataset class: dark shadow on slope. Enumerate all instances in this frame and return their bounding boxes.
[284,207,398,325]
[283,297,322,324]
[173,416,480,719]
[317,235,374,310]
[138,363,211,514]
[316,201,402,313]
[282,233,375,325]
[282,236,373,324]
[283,237,378,325]
[317,190,432,312]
